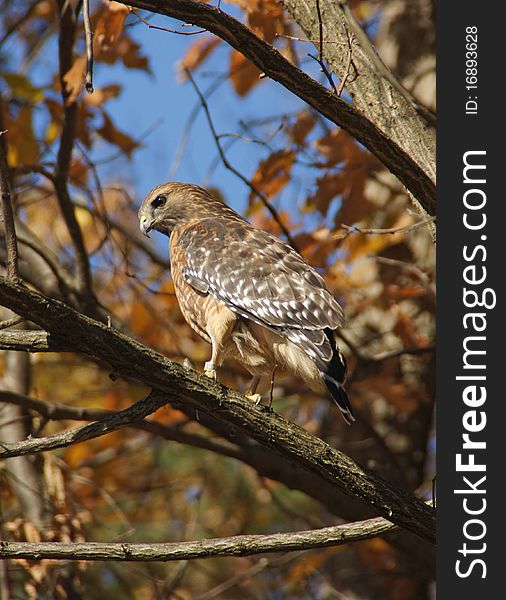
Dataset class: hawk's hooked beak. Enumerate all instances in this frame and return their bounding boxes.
[139,215,153,238]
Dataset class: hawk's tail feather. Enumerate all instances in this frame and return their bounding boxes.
[322,373,355,425]
[320,328,354,425]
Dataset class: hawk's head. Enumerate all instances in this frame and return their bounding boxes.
[138,182,227,237]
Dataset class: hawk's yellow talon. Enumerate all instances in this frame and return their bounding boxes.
[246,393,262,404]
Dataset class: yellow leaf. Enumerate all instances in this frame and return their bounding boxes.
[2,72,44,103]
[5,106,38,165]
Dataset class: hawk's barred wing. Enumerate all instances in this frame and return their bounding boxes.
[175,218,345,364]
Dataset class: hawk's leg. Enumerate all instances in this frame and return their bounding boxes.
[245,376,262,404]
[204,309,237,381]
[245,369,276,406]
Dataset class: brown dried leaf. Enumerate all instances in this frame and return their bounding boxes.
[250,149,296,199]
[306,172,346,215]
[229,50,262,96]
[4,105,39,165]
[94,2,129,52]
[247,0,286,43]
[290,110,316,146]
[392,305,426,348]
[85,84,122,107]
[314,129,368,168]
[62,54,86,104]
[179,36,221,73]
[97,111,140,157]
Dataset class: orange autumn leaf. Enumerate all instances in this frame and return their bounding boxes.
[229,50,262,96]
[97,111,140,157]
[62,55,86,103]
[179,36,221,73]
[94,2,129,52]
[247,0,286,43]
[290,110,316,146]
[307,172,347,215]
[250,150,296,199]
[85,84,122,107]
[4,105,39,165]
[392,305,427,348]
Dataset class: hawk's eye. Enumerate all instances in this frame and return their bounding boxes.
[152,195,166,209]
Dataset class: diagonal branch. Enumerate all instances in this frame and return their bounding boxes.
[0,278,435,544]
[0,512,397,561]
[122,0,435,216]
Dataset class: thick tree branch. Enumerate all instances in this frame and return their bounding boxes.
[0,278,435,543]
[0,513,397,561]
[123,0,435,215]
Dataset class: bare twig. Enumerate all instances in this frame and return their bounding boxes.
[0,391,169,459]
[185,69,299,251]
[83,0,94,92]
[128,7,206,35]
[0,105,19,281]
[337,216,436,239]
[0,513,398,562]
[311,0,338,94]
[0,390,243,461]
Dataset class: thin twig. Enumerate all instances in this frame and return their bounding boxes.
[0,108,19,281]
[185,69,299,251]
[83,0,94,92]
[128,7,206,35]
[311,0,338,94]
[337,216,436,239]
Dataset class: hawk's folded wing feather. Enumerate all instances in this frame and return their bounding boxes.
[176,218,345,364]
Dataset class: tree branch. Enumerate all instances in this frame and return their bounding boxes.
[55,0,94,303]
[0,278,435,544]
[0,390,242,461]
[122,0,435,215]
[0,330,70,352]
[0,513,397,561]
[0,100,19,281]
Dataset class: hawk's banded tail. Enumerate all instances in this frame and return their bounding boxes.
[321,330,354,425]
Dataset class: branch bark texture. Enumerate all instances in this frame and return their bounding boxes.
[0,513,396,561]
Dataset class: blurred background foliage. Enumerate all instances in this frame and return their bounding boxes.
[0,0,435,598]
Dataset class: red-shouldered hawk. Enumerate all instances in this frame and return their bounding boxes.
[138,183,354,424]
